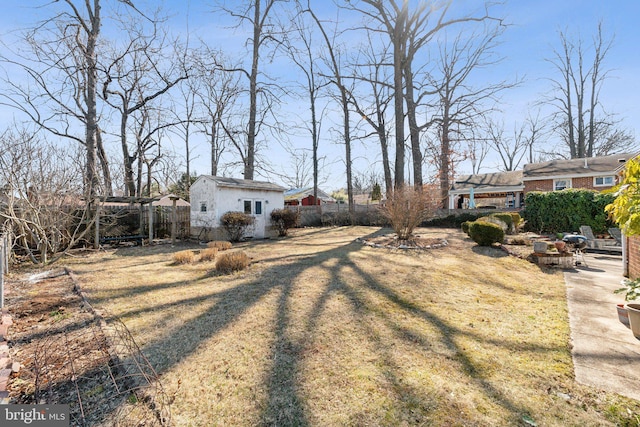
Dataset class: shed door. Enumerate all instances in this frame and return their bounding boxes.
[244,199,265,238]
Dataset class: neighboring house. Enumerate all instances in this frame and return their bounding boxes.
[190,176,285,240]
[448,170,524,210]
[152,194,190,207]
[284,187,335,206]
[448,153,636,209]
[522,153,635,193]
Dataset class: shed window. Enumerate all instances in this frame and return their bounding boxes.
[200,202,207,212]
[255,201,262,215]
[594,176,614,187]
[244,200,252,214]
[553,179,571,191]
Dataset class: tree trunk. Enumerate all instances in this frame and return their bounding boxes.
[120,113,136,196]
[404,62,422,187]
[245,0,261,180]
[392,13,406,187]
[440,104,451,208]
[96,126,113,196]
[84,0,101,198]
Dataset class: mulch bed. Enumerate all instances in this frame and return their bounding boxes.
[357,234,448,250]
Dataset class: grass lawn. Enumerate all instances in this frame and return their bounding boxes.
[65,226,640,426]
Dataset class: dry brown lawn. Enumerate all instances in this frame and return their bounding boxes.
[63,226,640,426]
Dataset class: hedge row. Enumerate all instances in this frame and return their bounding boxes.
[523,189,615,234]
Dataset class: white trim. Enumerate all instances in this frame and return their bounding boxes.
[553,178,572,191]
[448,185,524,196]
[593,175,615,187]
[523,171,618,181]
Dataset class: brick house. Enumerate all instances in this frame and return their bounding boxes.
[449,153,635,210]
[522,153,635,193]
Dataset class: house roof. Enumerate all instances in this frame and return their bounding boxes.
[522,152,636,180]
[152,194,190,207]
[199,176,285,192]
[284,187,335,202]
[450,170,523,191]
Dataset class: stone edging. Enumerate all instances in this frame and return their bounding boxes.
[355,237,448,250]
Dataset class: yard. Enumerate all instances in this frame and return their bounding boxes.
[7,226,640,425]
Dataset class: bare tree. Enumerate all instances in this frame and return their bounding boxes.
[305,6,355,210]
[0,126,93,264]
[546,23,636,157]
[347,0,498,188]
[282,5,329,203]
[484,119,529,171]
[0,0,129,197]
[217,0,286,180]
[426,24,514,205]
[102,17,188,197]
[190,48,242,176]
[347,34,395,196]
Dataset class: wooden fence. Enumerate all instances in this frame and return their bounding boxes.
[99,205,190,240]
[286,204,521,227]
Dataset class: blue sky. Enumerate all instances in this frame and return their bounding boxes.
[0,0,638,191]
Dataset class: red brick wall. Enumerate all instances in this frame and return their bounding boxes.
[524,180,553,193]
[524,177,616,193]
[629,236,640,280]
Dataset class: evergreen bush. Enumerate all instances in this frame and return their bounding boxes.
[523,189,615,234]
[461,221,472,235]
[490,213,514,233]
[468,221,505,246]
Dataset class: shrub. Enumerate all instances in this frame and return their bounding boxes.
[199,247,218,262]
[461,221,472,235]
[270,208,299,236]
[478,216,508,233]
[207,240,232,251]
[173,250,196,264]
[423,212,483,228]
[379,185,437,240]
[523,190,615,234]
[220,211,255,242]
[490,213,515,234]
[510,212,522,231]
[468,221,505,246]
[215,251,250,273]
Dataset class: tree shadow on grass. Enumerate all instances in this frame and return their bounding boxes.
[96,227,567,425]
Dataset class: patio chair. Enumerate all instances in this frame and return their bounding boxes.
[579,225,597,249]
[608,228,623,246]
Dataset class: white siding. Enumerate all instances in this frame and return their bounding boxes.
[189,176,285,238]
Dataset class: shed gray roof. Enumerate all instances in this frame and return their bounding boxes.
[202,176,285,192]
[522,153,635,179]
[451,170,523,191]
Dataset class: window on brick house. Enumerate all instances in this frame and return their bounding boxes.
[553,179,571,191]
[594,176,614,187]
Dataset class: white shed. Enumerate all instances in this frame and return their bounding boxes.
[190,176,285,240]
